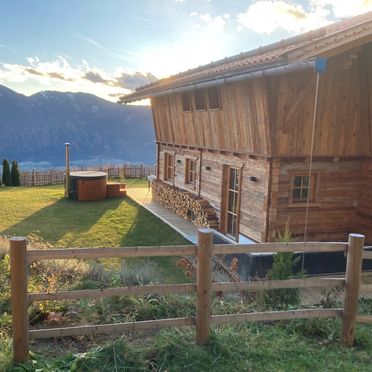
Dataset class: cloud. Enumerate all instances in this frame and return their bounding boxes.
[83,71,109,84]
[237,0,372,34]
[192,12,229,32]
[0,56,157,101]
[313,0,372,17]
[237,1,330,34]
[76,34,104,50]
[113,70,158,90]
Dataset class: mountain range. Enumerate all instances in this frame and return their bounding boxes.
[0,85,155,168]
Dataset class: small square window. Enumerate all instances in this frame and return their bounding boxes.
[291,174,316,203]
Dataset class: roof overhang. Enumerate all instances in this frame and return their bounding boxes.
[120,59,316,103]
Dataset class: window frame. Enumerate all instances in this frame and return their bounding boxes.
[194,89,206,111]
[181,92,192,112]
[164,152,175,182]
[220,165,242,241]
[289,173,319,206]
[207,87,221,110]
[185,158,197,187]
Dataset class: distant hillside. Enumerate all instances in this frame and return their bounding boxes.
[0,85,155,166]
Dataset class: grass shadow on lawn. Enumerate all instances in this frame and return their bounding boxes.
[120,198,188,247]
[1,196,123,246]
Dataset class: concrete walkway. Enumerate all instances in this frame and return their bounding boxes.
[126,187,199,244]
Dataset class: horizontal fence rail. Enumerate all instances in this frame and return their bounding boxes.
[363,251,372,260]
[1,163,156,187]
[28,278,345,303]
[26,242,347,261]
[210,309,343,326]
[29,309,344,340]
[213,242,348,255]
[29,317,195,339]
[27,245,197,261]
[356,315,372,324]
[8,231,370,363]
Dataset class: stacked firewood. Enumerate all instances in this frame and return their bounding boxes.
[152,180,219,228]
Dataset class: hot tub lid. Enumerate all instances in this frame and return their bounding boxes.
[70,171,107,179]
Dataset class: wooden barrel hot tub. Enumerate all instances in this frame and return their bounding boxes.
[69,171,108,201]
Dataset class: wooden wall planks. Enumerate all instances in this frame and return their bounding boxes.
[268,44,372,157]
[267,160,367,242]
[152,78,271,155]
[158,145,270,242]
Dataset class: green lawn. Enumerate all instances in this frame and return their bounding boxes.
[0,182,188,282]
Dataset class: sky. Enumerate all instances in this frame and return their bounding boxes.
[0,0,372,102]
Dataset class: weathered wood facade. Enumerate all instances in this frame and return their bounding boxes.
[122,13,372,243]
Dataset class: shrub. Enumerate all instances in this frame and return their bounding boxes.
[1,159,11,186]
[259,224,301,309]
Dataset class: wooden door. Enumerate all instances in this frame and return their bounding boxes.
[221,165,241,240]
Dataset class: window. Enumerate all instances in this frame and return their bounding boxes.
[185,158,196,186]
[226,167,240,239]
[221,166,240,240]
[194,90,206,111]
[207,87,221,110]
[181,92,192,112]
[164,153,174,181]
[184,88,222,112]
[291,174,316,203]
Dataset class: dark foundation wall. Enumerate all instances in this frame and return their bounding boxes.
[268,159,363,243]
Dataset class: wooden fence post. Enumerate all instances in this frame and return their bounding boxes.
[196,228,213,345]
[341,233,364,347]
[9,237,29,363]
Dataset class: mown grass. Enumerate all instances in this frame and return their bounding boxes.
[0,181,188,282]
[0,180,182,247]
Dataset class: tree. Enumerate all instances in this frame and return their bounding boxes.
[2,159,12,186]
[11,160,20,186]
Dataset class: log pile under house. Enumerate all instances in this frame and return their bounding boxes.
[121,12,372,244]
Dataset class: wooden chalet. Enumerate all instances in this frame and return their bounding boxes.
[121,12,372,244]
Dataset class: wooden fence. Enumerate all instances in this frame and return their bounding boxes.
[9,231,372,362]
[2,163,156,187]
